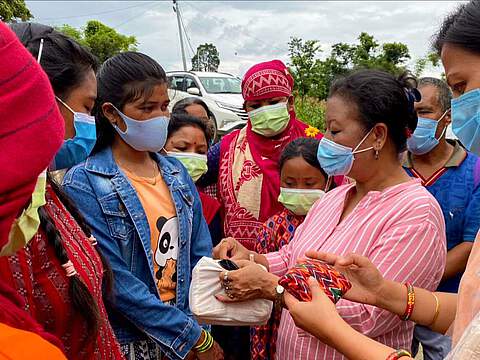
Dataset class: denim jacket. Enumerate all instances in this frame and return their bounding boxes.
[62,147,212,360]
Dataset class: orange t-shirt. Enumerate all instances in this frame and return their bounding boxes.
[0,323,66,359]
[122,168,178,302]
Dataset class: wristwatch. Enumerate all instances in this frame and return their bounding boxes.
[274,284,285,312]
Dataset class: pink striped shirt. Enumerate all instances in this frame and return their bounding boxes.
[266,179,446,360]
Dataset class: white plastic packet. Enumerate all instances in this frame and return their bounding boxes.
[189,257,273,326]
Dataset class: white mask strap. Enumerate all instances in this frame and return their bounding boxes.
[353,127,375,153]
[55,96,75,115]
[37,38,44,64]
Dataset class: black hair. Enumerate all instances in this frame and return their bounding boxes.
[168,113,212,146]
[172,97,213,119]
[172,97,216,142]
[279,138,332,188]
[433,1,480,55]
[38,175,114,343]
[329,69,418,153]
[9,22,98,100]
[94,52,168,153]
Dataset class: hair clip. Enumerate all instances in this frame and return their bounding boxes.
[62,260,77,277]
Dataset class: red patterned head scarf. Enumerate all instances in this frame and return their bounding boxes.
[0,22,64,246]
[242,59,294,101]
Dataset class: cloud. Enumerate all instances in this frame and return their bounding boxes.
[27,0,463,76]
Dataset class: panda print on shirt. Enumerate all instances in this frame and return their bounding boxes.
[154,216,179,302]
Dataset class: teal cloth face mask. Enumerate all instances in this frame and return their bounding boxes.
[277,187,325,216]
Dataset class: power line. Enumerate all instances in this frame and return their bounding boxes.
[113,2,160,30]
[35,2,157,22]
[178,8,196,56]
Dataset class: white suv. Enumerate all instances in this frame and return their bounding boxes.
[167,71,247,134]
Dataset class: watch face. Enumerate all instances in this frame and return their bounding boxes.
[276,285,285,294]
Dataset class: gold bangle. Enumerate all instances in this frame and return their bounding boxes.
[430,292,440,326]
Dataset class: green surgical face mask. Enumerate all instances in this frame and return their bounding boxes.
[2,170,47,256]
[248,102,290,137]
[277,187,325,216]
[167,152,208,182]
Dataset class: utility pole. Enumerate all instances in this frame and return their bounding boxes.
[173,0,187,71]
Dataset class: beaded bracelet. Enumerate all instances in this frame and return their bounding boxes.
[386,349,412,360]
[400,283,415,321]
[194,330,214,353]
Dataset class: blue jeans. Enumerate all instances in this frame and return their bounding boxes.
[412,325,452,360]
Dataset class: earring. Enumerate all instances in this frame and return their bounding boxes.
[375,149,379,160]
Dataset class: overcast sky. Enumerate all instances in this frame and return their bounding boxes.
[26,1,465,77]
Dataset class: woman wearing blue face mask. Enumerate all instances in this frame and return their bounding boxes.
[1,22,124,360]
[63,52,222,360]
[213,70,447,360]
[9,23,97,174]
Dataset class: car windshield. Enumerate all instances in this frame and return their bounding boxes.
[199,77,242,94]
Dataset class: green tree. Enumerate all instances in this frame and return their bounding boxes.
[57,20,137,63]
[191,43,220,72]
[0,0,32,22]
[288,32,411,101]
[288,37,322,99]
[414,52,442,77]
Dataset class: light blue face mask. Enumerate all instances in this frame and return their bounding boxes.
[112,106,169,152]
[451,89,480,155]
[407,111,449,155]
[50,97,97,170]
[316,129,374,176]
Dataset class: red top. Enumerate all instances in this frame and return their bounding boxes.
[198,191,221,224]
[0,186,124,360]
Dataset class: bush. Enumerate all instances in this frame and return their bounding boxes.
[294,96,326,132]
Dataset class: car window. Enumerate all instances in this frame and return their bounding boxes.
[198,77,242,94]
[185,76,200,91]
[169,75,186,91]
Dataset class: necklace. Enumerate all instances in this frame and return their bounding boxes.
[118,158,159,186]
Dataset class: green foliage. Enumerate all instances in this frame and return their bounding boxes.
[57,20,137,63]
[414,52,442,77]
[288,37,322,99]
[294,96,326,131]
[0,0,32,22]
[191,43,220,72]
[288,32,411,100]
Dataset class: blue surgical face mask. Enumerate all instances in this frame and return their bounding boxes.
[112,106,169,152]
[50,97,97,170]
[316,128,374,176]
[451,89,480,155]
[407,111,449,155]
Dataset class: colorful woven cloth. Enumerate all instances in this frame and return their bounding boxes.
[278,259,351,303]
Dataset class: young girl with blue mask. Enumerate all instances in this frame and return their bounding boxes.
[63,52,223,360]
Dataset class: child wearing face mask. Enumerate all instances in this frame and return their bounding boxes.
[250,137,333,360]
[164,113,223,246]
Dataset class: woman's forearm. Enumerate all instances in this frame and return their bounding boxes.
[314,314,412,360]
[377,280,457,334]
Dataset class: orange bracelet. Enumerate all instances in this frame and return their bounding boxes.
[400,283,415,321]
